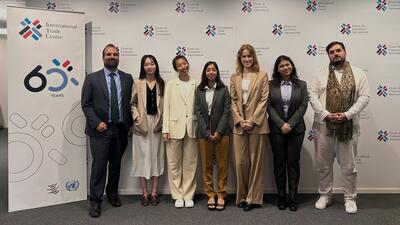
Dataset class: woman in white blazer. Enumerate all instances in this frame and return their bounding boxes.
[162,55,198,208]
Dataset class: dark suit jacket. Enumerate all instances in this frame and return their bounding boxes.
[81,69,134,136]
[195,86,231,138]
[267,79,308,134]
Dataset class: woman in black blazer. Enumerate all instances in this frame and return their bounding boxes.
[267,55,308,211]
[195,61,231,211]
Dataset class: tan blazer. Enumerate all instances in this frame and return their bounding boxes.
[162,78,197,139]
[130,79,163,136]
[230,70,270,135]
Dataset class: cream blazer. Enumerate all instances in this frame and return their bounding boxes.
[162,78,197,139]
[230,70,270,135]
[130,79,163,136]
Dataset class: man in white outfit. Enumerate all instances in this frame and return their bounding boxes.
[308,41,370,214]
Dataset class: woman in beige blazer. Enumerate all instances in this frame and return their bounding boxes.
[131,55,165,206]
[230,44,270,211]
[162,55,198,208]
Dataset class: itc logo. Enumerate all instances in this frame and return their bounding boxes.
[242,1,253,13]
[47,2,56,10]
[306,0,317,12]
[176,46,187,56]
[19,18,42,41]
[377,130,388,142]
[272,24,283,36]
[376,0,387,11]
[376,44,388,56]
[144,25,154,37]
[307,44,317,56]
[24,59,79,93]
[109,2,120,13]
[206,25,217,37]
[176,2,186,14]
[377,85,388,97]
[340,23,351,35]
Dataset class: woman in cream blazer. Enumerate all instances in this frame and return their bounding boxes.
[230,44,270,212]
[162,55,198,208]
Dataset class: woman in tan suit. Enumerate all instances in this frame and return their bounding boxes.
[131,55,165,206]
[162,55,198,208]
[230,44,270,211]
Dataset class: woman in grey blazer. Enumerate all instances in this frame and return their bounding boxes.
[195,61,231,211]
[267,55,308,211]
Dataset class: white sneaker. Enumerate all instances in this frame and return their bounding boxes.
[184,199,194,208]
[175,199,184,208]
[315,196,332,209]
[345,200,357,214]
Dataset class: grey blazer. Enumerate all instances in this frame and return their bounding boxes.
[195,86,231,138]
[267,79,308,134]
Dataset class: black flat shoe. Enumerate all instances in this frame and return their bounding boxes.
[150,194,159,206]
[141,195,150,206]
[89,202,101,218]
[107,195,122,207]
[277,196,287,210]
[289,202,298,211]
[237,202,247,208]
[243,203,260,211]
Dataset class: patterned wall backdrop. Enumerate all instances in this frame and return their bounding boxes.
[23,0,400,195]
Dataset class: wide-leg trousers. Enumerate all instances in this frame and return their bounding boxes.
[313,122,359,201]
[166,132,198,200]
[232,132,268,205]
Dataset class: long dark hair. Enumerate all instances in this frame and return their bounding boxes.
[139,55,165,96]
[198,61,225,91]
[272,55,299,83]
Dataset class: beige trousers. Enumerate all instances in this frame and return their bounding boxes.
[198,136,229,199]
[166,132,198,200]
[313,122,359,201]
[232,133,268,205]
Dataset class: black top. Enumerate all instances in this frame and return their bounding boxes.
[146,84,157,115]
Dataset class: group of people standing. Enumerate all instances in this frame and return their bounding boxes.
[81,41,370,218]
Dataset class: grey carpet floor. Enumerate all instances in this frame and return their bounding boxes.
[0,129,399,225]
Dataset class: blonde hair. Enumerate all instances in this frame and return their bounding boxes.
[236,44,260,73]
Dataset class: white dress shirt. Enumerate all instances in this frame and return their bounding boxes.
[204,83,216,115]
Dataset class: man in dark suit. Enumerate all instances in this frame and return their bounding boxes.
[81,44,133,218]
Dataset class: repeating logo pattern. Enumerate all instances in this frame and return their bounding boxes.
[340,23,351,35]
[47,2,56,10]
[176,2,186,13]
[272,24,283,36]
[19,18,42,41]
[307,44,318,56]
[306,0,318,12]
[242,1,253,13]
[206,25,217,36]
[24,59,79,93]
[377,85,388,97]
[376,0,388,11]
[144,25,154,37]
[176,46,187,56]
[109,2,120,13]
[378,130,389,142]
[377,44,388,56]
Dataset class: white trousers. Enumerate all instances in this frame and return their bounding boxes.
[313,122,359,201]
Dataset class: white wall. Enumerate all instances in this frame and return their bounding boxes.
[0,35,7,128]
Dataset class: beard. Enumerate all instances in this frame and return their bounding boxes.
[331,57,345,67]
[104,59,119,69]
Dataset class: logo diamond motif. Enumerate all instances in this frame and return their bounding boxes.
[377,85,388,97]
[242,1,252,13]
[307,44,317,56]
[176,46,187,56]
[306,0,317,12]
[377,44,388,56]
[376,0,387,11]
[109,2,120,13]
[377,130,388,142]
[206,25,217,36]
[144,25,154,37]
[176,2,186,13]
[272,24,283,36]
[340,23,351,35]
[19,18,42,41]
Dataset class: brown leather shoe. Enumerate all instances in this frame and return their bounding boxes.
[141,195,150,206]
